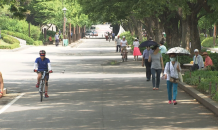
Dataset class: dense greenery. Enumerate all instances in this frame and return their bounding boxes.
[183,71,218,102]
[201,37,218,47]
[2,30,35,45]
[78,0,218,54]
[0,16,40,41]
[0,33,20,49]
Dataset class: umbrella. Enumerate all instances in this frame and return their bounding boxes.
[139,40,158,48]
[166,47,190,55]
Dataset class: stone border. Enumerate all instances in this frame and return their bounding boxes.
[178,82,218,115]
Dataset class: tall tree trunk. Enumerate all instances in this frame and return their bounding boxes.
[189,14,201,53]
[143,17,155,40]
[152,17,163,43]
[181,19,191,51]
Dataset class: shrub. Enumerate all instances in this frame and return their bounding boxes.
[183,70,218,102]
[201,37,218,47]
[2,30,35,45]
[34,41,43,46]
[0,16,40,40]
[162,54,192,66]
[0,33,20,49]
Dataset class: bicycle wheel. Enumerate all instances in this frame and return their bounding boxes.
[39,80,44,102]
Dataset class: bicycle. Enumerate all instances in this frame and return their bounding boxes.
[121,47,128,62]
[37,71,51,102]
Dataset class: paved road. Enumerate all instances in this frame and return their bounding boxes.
[0,39,218,130]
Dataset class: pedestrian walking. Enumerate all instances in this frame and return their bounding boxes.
[148,45,164,90]
[115,36,121,52]
[191,49,204,71]
[159,41,167,54]
[164,53,181,105]
[142,46,153,81]
[133,38,141,61]
[54,32,59,47]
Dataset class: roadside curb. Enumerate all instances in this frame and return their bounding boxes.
[178,82,218,115]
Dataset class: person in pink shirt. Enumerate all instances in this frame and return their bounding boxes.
[202,52,213,68]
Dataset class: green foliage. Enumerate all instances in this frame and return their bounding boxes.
[2,30,35,45]
[0,16,40,40]
[0,33,20,49]
[201,37,218,47]
[34,41,43,46]
[162,54,192,66]
[183,70,218,102]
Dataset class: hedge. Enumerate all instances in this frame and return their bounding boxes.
[2,30,35,45]
[0,33,20,49]
[0,16,40,40]
[34,41,43,46]
[201,37,218,47]
[183,70,218,102]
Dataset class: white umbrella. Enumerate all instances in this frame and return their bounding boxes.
[166,47,190,55]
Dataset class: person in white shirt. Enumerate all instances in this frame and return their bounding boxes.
[120,36,128,61]
[115,36,121,52]
[164,53,181,105]
[133,38,141,61]
[191,49,204,71]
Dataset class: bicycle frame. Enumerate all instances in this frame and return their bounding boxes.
[39,71,47,93]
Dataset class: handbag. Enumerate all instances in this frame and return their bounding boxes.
[168,62,180,83]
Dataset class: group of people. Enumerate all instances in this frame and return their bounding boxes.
[115,36,180,105]
[191,49,213,71]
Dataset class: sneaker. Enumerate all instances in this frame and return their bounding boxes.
[168,100,172,104]
[45,94,49,98]
[146,79,150,81]
[36,83,39,88]
[173,100,177,105]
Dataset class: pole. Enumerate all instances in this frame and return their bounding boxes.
[29,23,30,37]
[214,24,216,47]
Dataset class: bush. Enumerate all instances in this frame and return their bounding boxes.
[162,54,192,66]
[201,37,218,47]
[183,70,218,102]
[34,41,43,46]
[0,16,40,40]
[0,33,20,49]
[2,30,35,45]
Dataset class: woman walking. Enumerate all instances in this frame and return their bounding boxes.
[164,54,181,105]
[148,45,164,90]
[133,38,141,61]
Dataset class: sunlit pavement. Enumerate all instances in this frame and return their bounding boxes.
[0,39,218,130]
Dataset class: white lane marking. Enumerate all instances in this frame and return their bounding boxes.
[0,93,25,114]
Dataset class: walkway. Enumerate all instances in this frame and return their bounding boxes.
[0,39,218,130]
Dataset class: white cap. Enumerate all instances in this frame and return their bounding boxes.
[194,49,199,52]
[123,36,125,38]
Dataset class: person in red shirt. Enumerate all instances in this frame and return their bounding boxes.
[202,52,213,68]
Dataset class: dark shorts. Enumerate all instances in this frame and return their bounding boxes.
[38,72,49,81]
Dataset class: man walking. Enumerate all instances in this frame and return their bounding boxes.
[142,46,153,81]
[54,32,59,47]
[115,36,121,52]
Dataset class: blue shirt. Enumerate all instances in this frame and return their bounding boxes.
[143,49,153,59]
[35,57,50,71]
[159,45,167,54]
